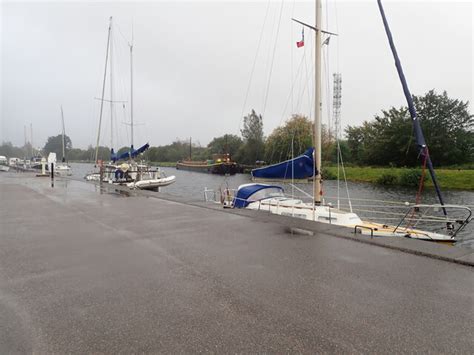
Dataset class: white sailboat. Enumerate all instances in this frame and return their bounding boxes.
[86,17,175,191]
[220,0,472,243]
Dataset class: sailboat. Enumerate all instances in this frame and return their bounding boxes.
[225,0,472,242]
[55,105,73,176]
[85,17,176,191]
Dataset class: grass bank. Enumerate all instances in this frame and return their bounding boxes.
[324,166,474,191]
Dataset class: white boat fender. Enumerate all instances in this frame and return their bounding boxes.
[221,188,233,208]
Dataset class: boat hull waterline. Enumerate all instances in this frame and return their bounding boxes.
[85,167,176,191]
[231,184,459,243]
[176,161,239,175]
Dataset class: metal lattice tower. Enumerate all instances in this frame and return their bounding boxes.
[332,73,342,140]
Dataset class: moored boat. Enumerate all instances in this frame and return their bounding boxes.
[205,0,472,244]
[8,158,21,168]
[29,156,44,170]
[55,163,72,176]
[85,17,176,191]
[230,183,471,243]
[86,161,175,191]
[177,153,239,175]
[0,156,9,172]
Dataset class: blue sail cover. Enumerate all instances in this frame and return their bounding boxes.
[111,143,150,162]
[233,184,284,208]
[251,147,315,180]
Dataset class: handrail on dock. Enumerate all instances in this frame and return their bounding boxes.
[354,225,374,238]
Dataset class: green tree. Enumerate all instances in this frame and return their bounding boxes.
[263,114,334,164]
[79,145,110,162]
[43,134,72,160]
[327,140,351,164]
[117,146,131,155]
[143,146,160,162]
[236,109,265,164]
[68,148,88,161]
[264,114,312,164]
[142,139,207,163]
[346,107,415,166]
[207,134,243,158]
[414,90,473,166]
[0,141,28,159]
[95,146,111,161]
[345,90,473,167]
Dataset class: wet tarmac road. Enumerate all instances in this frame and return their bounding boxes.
[0,174,473,352]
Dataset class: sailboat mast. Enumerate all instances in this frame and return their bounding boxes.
[130,39,134,149]
[24,125,27,158]
[94,16,112,163]
[61,105,66,161]
[313,0,322,204]
[30,123,34,157]
[189,137,192,160]
[377,0,446,213]
[110,17,114,151]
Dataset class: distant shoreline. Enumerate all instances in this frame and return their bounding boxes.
[69,161,473,190]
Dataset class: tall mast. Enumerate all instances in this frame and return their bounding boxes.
[291,1,331,204]
[61,105,66,161]
[129,32,134,150]
[313,0,322,204]
[24,125,27,158]
[189,137,192,160]
[109,17,114,151]
[30,123,34,157]
[377,0,446,214]
[94,17,112,163]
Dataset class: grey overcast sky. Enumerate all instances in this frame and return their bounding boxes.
[1,0,472,149]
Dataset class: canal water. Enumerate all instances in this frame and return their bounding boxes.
[72,162,474,248]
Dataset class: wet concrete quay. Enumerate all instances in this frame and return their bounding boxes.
[0,173,473,353]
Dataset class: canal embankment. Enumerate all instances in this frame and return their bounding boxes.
[323,166,474,190]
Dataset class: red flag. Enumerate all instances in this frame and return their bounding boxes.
[296,27,304,48]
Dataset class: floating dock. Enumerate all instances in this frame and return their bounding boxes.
[0,173,472,352]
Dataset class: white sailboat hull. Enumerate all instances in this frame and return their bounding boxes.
[55,163,72,176]
[246,198,362,226]
[85,168,176,191]
[127,175,176,190]
[231,183,458,243]
[245,199,456,242]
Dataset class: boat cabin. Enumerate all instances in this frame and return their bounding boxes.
[212,153,232,163]
[233,183,285,208]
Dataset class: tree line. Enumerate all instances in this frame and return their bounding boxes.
[345,90,473,167]
[1,90,471,168]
